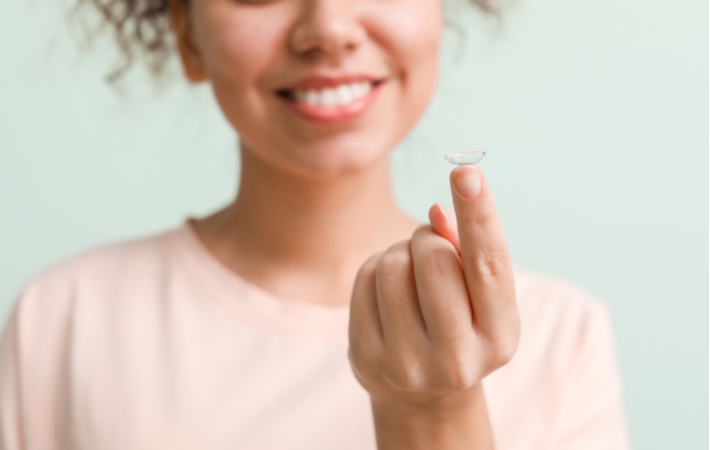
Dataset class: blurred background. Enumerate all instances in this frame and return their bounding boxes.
[0,0,707,447]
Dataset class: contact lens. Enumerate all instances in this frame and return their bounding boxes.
[444,151,486,166]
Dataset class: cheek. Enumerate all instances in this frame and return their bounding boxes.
[367,0,443,117]
[370,0,442,72]
[191,3,289,110]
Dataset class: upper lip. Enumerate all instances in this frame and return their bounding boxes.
[277,74,384,91]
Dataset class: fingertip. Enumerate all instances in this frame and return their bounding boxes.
[427,203,461,252]
[429,203,455,235]
[428,203,445,227]
[450,165,483,200]
[450,164,482,178]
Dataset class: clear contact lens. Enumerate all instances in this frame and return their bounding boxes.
[444,151,486,166]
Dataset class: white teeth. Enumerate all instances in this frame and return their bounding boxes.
[335,85,354,105]
[305,90,319,105]
[353,82,368,98]
[289,82,374,108]
[321,88,337,107]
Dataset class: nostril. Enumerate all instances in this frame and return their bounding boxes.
[287,10,367,57]
[276,90,295,99]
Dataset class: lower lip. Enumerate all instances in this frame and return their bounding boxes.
[276,83,383,125]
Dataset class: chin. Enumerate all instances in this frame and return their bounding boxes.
[278,140,392,180]
[240,123,398,181]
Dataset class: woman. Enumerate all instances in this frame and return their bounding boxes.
[0,0,630,446]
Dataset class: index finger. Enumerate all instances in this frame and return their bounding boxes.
[449,165,516,335]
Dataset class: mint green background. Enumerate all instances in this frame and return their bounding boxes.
[0,0,707,447]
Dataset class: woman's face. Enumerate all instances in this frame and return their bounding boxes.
[176,0,442,179]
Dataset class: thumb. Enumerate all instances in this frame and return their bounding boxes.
[428,203,461,252]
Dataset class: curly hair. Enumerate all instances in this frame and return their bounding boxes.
[74,0,500,84]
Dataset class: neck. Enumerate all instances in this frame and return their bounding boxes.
[194,146,419,306]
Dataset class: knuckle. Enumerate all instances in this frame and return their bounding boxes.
[356,253,381,280]
[348,343,381,376]
[495,305,522,365]
[411,224,434,241]
[441,364,476,391]
[383,358,426,392]
[377,247,411,276]
[422,246,458,277]
[438,346,477,391]
[474,249,510,279]
[488,333,520,369]
[410,232,457,273]
[488,354,510,372]
[469,204,497,228]
[434,343,479,391]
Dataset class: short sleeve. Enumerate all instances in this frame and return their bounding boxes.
[548,302,631,449]
[0,301,24,450]
[0,280,75,450]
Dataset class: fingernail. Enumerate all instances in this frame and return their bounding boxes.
[453,166,482,199]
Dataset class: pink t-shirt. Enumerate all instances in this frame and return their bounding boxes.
[0,221,630,450]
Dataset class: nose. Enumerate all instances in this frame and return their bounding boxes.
[289,0,367,59]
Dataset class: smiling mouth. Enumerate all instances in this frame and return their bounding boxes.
[276,80,383,108]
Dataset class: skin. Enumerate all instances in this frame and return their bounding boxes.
[169,0,521,446]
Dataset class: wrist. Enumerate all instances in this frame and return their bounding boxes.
[370,384,495,450]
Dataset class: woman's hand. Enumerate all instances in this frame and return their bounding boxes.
[348,165,520,449]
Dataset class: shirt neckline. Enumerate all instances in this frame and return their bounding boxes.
[167,219,351,338]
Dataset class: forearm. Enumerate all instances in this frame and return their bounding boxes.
[371,384,496,450]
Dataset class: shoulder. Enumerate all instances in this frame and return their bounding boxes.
[509,266,619,380]
[0,229,181,442]
[485,274,628,447]
[29,225,181,288]
[507,268,629,447]
[513,265,611,330]
[31,229,174,290]
[6,227,182,334]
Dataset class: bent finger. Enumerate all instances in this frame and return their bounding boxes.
[410,225,473,344]
[349,253,386,349]
[429,203,460,253]
[375,240,427,348]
